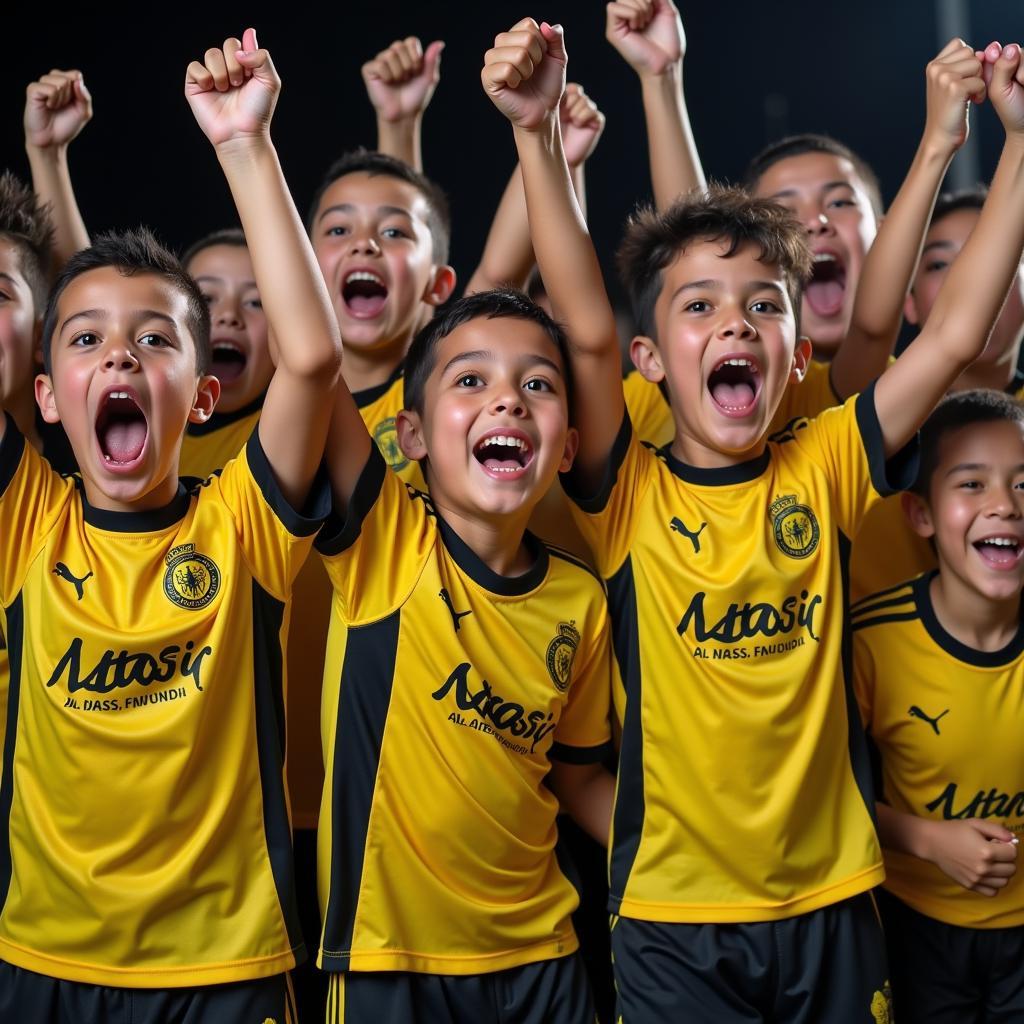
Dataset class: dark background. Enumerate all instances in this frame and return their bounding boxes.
[2,2,1021,307]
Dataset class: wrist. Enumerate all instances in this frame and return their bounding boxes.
[214,133,275,168]
[913,817,942,862]
[25,141,68,165]
[639,59,683,88]
[513,112,559,143]
[917,131,959,165]
[377,110,422,129]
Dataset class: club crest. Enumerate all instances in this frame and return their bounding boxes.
[770,493,820,559]
[546,621,580,692]
[164,543,220,610]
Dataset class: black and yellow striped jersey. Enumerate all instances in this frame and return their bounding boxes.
[179,393,264,482]
[564,384,916,923]
[0,413,326,986]
[315,447,614,974]
[853,573,1024,928]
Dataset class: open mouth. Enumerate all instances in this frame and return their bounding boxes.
[342,270,388,319]
[95,389,148,468]
[805,252,847,318]
[973,536,1024,570]
[707,356,761,417]
[211,339,248,385]
[472,432,534,476]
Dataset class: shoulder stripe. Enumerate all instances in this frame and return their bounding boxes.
[850,591,916,622]
[546,544,602,584]
[851,610,921,632]
[850,579,917,613]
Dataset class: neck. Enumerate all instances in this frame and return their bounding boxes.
[7,390,42,453]
[952,356,1018,395]
[670,425,768,469]
[431,498,535,578]
[343,337,408,395]
[79,468,182,516]
[930,570,1021,653]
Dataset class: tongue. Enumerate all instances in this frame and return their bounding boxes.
[978,543,1019,567]
[346,293,387,318]
[102,419,147,463]
[805,279,844,317]
[483,456,522,472]
[711,381,755,409]
[212,354,245,384]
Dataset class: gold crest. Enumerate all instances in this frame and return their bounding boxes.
[163,544,220,611]
[546,621,580,692]
[870,980,893,1024]
[374,416,409,471]
[770,493,820,559]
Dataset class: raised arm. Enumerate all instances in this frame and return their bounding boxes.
[875,42,1024,456]
[464,83,605,296]
[606,0,704,209]
[185,29,342,508]
[24,69,91,270]
[831,39,983,400]
[482,20,623,485]
[362,36,444,172]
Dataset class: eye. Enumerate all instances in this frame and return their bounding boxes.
[325,225,350,238]
[244,296,263,311]
[0,290,11,304]
[957,479,982,490]
[750,300,781,314]
[381,226,410,240]
[456,373,482,387]
[924,260,949,274]
[199,292,215,306]
[524,377,554,392]
[684,300,711,313]
[827,196,857,210]
[138,333,169,348]
[71,332,100,347]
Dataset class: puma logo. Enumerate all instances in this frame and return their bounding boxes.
[439,588,472,632]
[52,562,93,601]
[669,517,708,554]
[909,705,950,735]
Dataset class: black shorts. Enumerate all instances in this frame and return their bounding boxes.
[610,891,891,1023]
[879,888,1024,1023]
[0,961,295,1024]
[326,953,595,1024]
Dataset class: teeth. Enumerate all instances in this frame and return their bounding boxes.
[721,358,754,369]
[479,435,527,450]
[345,270,385,286]
[983,538,1019,547]
[813,253,837,263]
[214,341,241,352]
[108,391,130,400]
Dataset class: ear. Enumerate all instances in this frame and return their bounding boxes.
[903,292,920,327]
[901,490,935,538]
[790,336,813,383]
[34,373,60,424]
[396,407,428,461]
[423,265,457,308]
[188,374,221,425]
[559,425,579,473]
[630,335,664,383]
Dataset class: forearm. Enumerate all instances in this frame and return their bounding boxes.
[216,138,341,377]
[26,145,89,270]
[641,64,705,210]
[876,802,936,860]
[465,165,534,295]
[553,765,615,846]
[376,114,422,171]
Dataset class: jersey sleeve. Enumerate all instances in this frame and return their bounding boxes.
[562,414,656,579]
[622,370,674,448]
[316,445,434,622]
[0,414,73,603]
[212,427,330,600]
[785,382,919,539]
[550,597,615,765]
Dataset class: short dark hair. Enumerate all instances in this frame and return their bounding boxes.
[42,228,211,375]
[912,389,1024,496]
[617,185,812,342]
[181,226,247,269]
[403,288,571,416]
[0,170,55,311]
[743,133,884,218]
[307,149,451,265]
[929,184,987,228]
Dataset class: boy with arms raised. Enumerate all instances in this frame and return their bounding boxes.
[853,390,1024,1021]
[485,20,1024,1020]
[0,28,340,1020]
[315,281,614,1017]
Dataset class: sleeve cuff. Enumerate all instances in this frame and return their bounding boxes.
[245,427,331,537]
[315,445,388,556]
[549,739,615,765]
[0,412,26,499]
[855,382,919,497]
[561,412,633,514]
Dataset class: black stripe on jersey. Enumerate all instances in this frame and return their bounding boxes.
[851,611,921,632]
[0,414,26,498]
[662,446,770,486]
[246,430,330,538]
[321,610,401,971]
[606,557,645,911]
[316,447,388,557]
[854,383,919,498]
[850,579,917,614]
[547,545,603,585]
[562,412,633,515]
[839,532,880,824]
[0,594,24,911]
[82,483,191,531]
[438,517,549,595]
[186,390,265,436]
[252,583,306,963]
[849,591,916,622]
[550,740,615,765]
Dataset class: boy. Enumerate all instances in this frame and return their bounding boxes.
[485,21,1024,1019]
[853,390,1024,1022]
[314,285,615,1023]
[0,28,340,1020]
[851,185,1024,600]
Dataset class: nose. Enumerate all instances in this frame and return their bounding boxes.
[716,307,756,341]
[348,234,382,257]
[988,483,1021,518]
[103,342,140,373]
[803,208,831,236]
[214,298,243,328]
[490,384,526,418]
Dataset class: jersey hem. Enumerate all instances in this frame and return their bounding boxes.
[0,937,299,988]
[317,932,578,975]
[882,882,1024,930]
[610,863,884,923]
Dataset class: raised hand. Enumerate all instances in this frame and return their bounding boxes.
[561,84,605,168]
[984,41,1024,136]
[482,19,566,131]
[24,69,92,151]
[184,28,280,147]
[923,39,986,153]
[606,0,684,77]
[362,36,444,123]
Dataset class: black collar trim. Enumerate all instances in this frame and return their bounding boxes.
[659,446,771,486]
[81,482,191,532]
[436,515,549,596]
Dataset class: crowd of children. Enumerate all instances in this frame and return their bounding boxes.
[1,4,1024,1022]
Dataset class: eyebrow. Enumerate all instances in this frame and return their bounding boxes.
[669,279,787,303]
[60,308,179,333]
[921,240,956,255]
[943,462,1024,476]
[193,274,259,289]
[317,202,414,224]
[768,180,856,201]
[0,272,21,289]
[440,348,564,377]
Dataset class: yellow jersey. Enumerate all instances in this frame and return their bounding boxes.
[853,573,1024,928]
[0,414,327,986]
[564,384,917,923]
[315,448,614,974]
[179,394,263,481]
